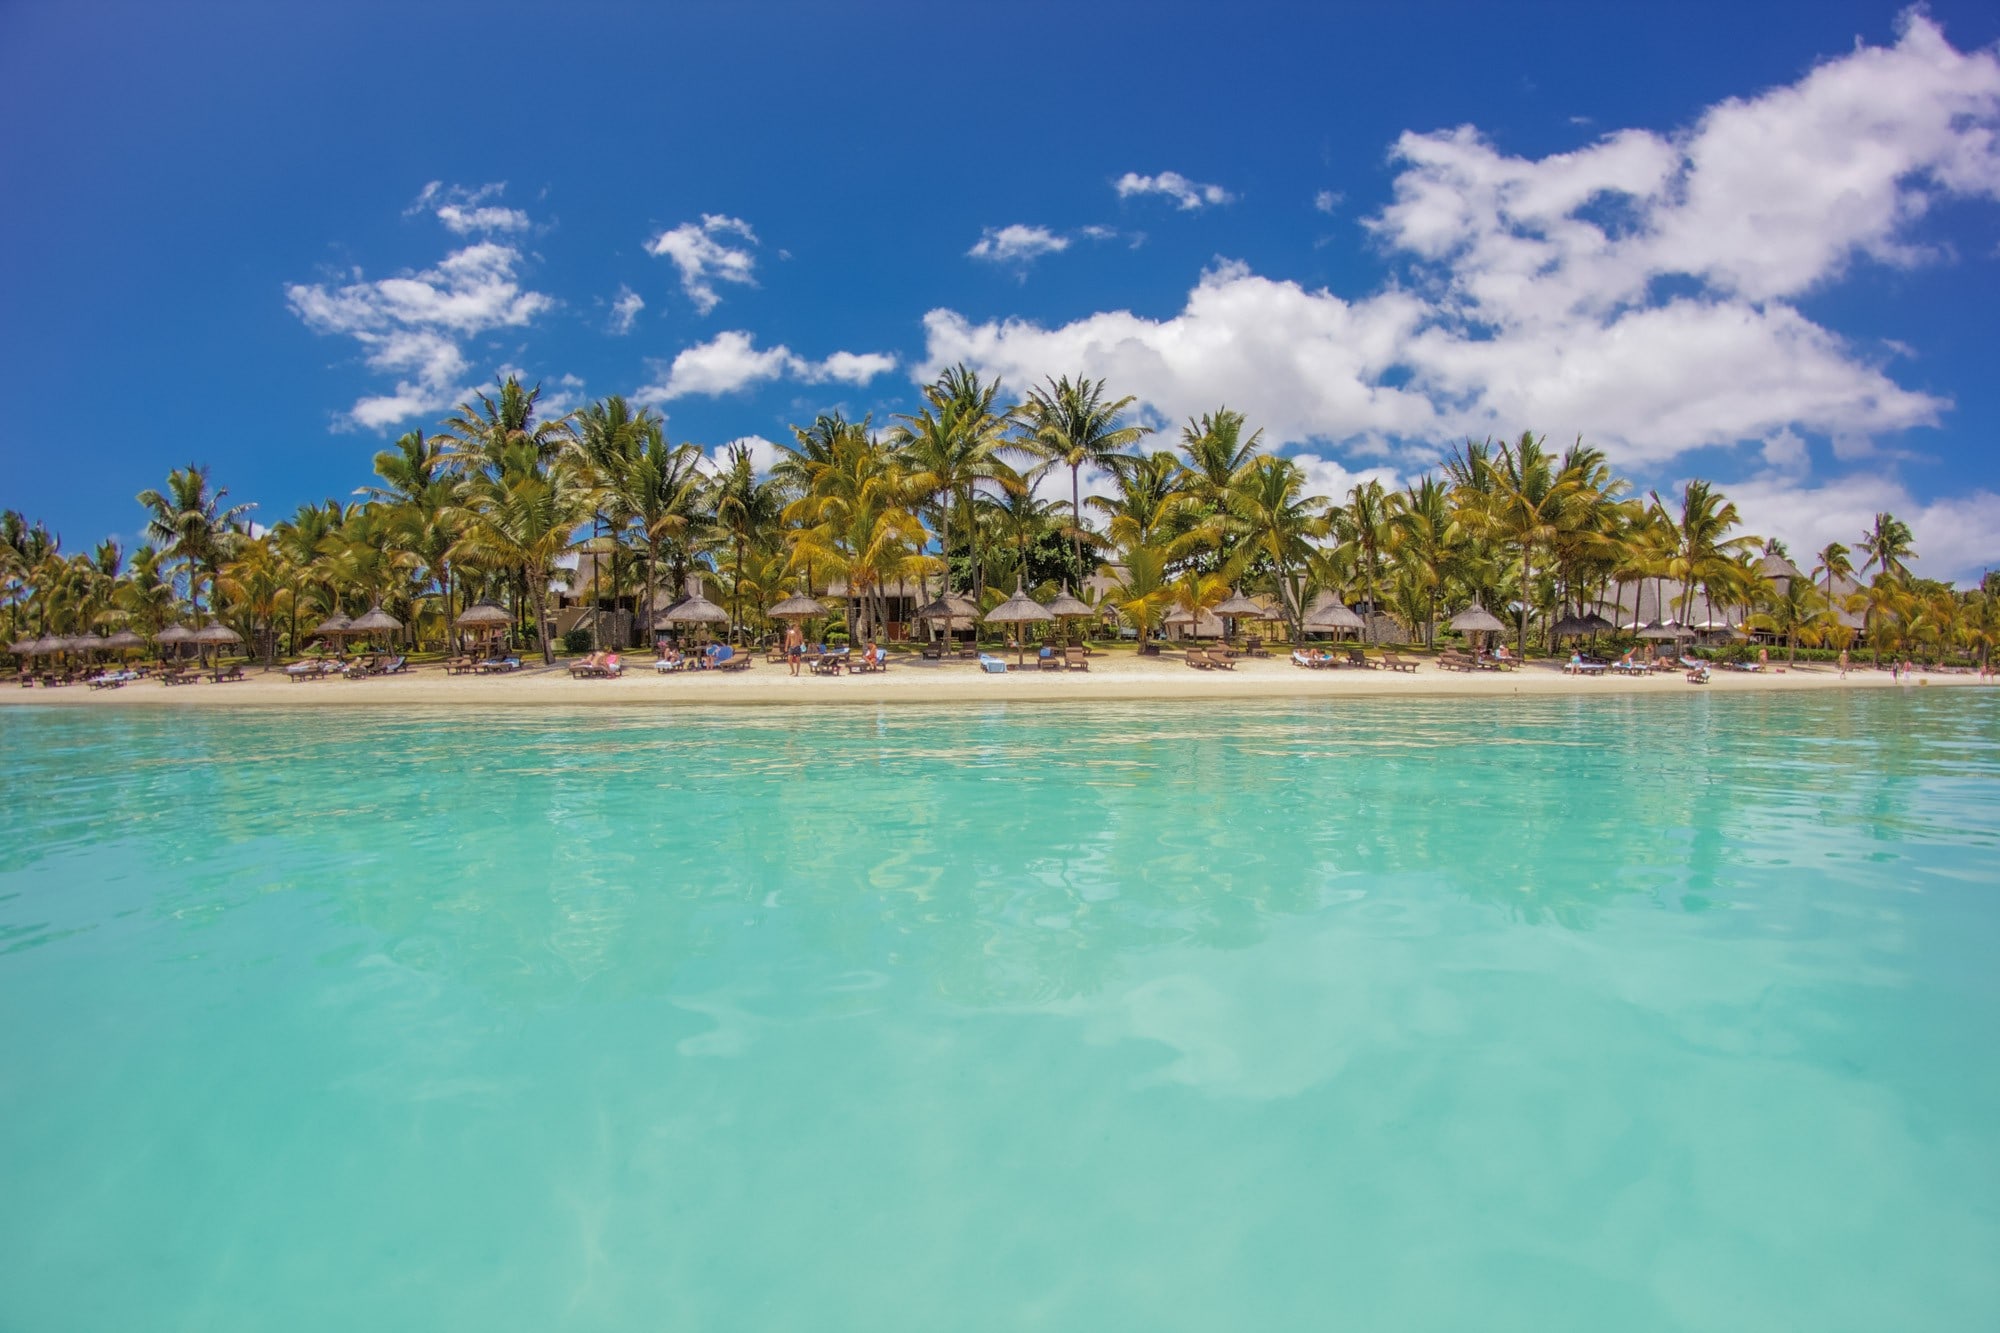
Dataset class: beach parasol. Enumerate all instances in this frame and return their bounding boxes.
[1448,603,1506,634]
[1305,598,1365,633]
[156,624,195,660]
[1046,584,1094,647]
[103,629,145,653]
[1550,614,1596,639]
[194,621,242,646]
[309,612,353,645]
[983,581,1054,665]
[1213,588,1264,618]
[28,635,64,657]
[767,592,829,621]
[1637,620,1680,641]
[453,601,510,651]
[1583,612,1616,633]
[67,632,107,658]
[656,578,730,635]
[346,605,403,645]
[8,637,36,659]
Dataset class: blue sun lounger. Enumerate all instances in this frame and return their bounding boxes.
[979,653,1007,674]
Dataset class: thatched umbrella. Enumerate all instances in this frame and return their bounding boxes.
[1047,584,1094,646]
[1208,587,1262,642]
[155,624,194,662]
[104,629,145,654]
[656,579,730,641]
[1448,603,1505,634]
[1583,612,1616,633]
[1637,620,1680,641]
[1449,602,1506,653]
[983,581,1054,665]
[28,635,64,658]
[1305,598,1365,634]
[768,592,829,621]
[453,602,509,653]
[1550,614,1596,639]
[347,605,403,649]
[308,612,353,651]
[8,637,35,661]
[194,622,241,647]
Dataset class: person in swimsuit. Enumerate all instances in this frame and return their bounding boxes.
[785,623,804,676]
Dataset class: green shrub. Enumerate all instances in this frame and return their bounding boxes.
[562,627,593,654]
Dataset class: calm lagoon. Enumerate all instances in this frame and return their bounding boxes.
[2,693,1996,1331]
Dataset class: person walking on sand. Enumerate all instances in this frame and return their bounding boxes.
[784,623,804,677]
[1839,648,1849,679]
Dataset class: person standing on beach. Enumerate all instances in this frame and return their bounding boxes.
[1838,647,1849,678]
[784,623,804,677]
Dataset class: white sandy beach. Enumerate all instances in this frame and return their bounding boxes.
[7,652,1988,708]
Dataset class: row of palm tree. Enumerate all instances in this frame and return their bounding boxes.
[4,371,1996,669]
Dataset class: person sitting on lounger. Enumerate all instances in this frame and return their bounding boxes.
[1567,651,1584,676]
[864,639,884,669]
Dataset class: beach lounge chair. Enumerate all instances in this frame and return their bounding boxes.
[1037,646,1063,672]
[1291,648,1316,669]
[1347,649,1375,669]
[1437,651,1474,672]
[213,665,247,683]
[1207,646,1237,669]
[1686,664,1711,684]
[1245,636,1270,657]
[474,656,520,673]
[1184,647,1212,669]
[1065,647,1088,671]
[443,655,476,674]
[979,653,1007,674]
[568,652,607,678]
[87,670,138,689]
[920,641,944,660]
[378,655,407,675]
[1380,652,1418,673]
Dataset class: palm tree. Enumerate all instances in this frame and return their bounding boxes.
[1226,456,1326,643]
[136,464,253,619]
[1653,479,1758,637]
[1747,577,1828,663]
[439,376,577,481]
[1015,375,1147,585]
[449,462,593,663]
[1454,432,1588,656]
[893,366,1007,603]
[710,442,782,643]
[366,428,461,647]
[1859,513,1916,581]
[1328,479,1392,638]
[603,416,706,644]
[1384,476,1467,647]
[1811,541,1854,607]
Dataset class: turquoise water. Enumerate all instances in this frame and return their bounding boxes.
[2,693,1997,1331]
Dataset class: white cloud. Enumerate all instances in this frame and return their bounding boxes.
[645,214,759,313]
[1724,472,2000,585]
[699,434,785,479]
[287,240,553,429]
[1114,170,1235,210]
[923,13,2000,509]
[608,285,645,335]
[1080,224,1120,241]
[968,224,1070,265]
[636,330,896,402]
[408,181,531,235]
[1313,190,1343,214]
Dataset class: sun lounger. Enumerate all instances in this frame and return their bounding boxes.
[1244,636,1270,657]
[286,659,339,681]
[474,657,520,673]
[1346,649,1375,669]
[443,656,477,675]
[1686,664,1711,684]
[159,668,199,686]
[212,665,247,683]
[1065,647,1088,671]
[979,653,1007,674]
[1437,651,1476,672]
[654,655,686,673]
[1037,647,1063,672]
[1380,652,1418,673]
[1183,647,1212,669]
[87,670,138,689]
[1207,646,1237,669]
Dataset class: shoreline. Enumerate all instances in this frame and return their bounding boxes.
[5,655,1990,710]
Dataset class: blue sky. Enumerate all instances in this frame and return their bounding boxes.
[5,1,1999,579]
